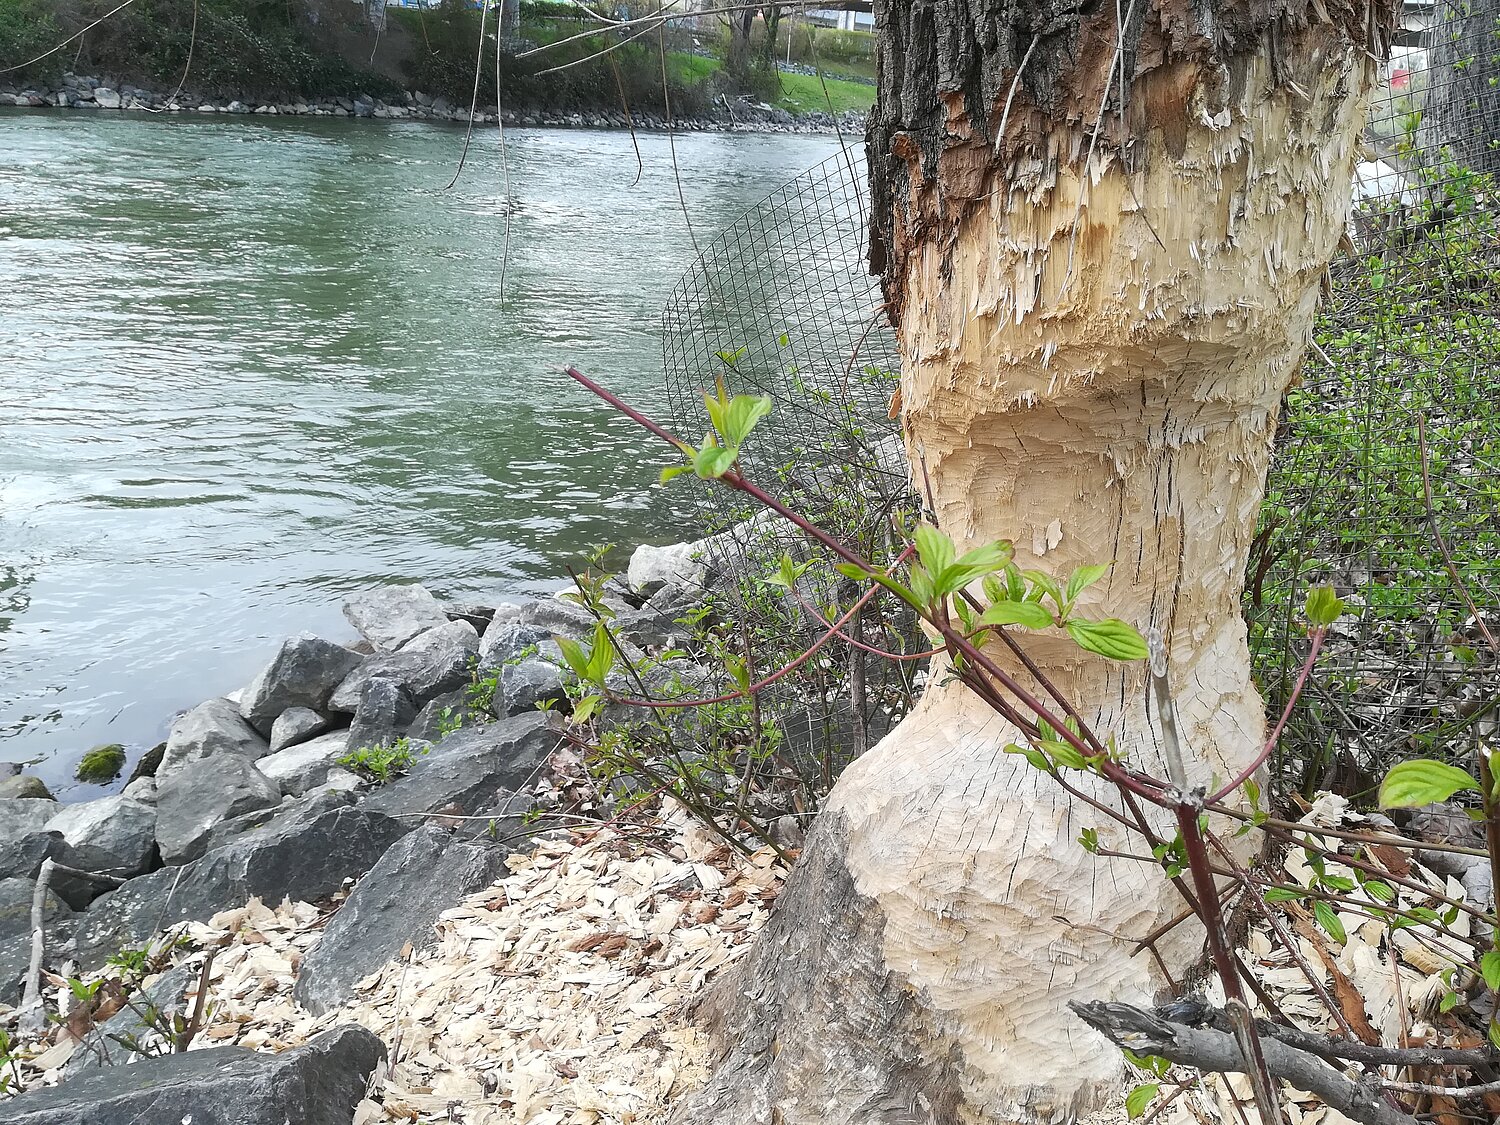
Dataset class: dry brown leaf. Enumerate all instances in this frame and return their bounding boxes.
[1289,910,1381,1045]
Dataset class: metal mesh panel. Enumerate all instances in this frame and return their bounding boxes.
[660,22,1500,795]
[1250,11,1500,795]
[660,147,916,784]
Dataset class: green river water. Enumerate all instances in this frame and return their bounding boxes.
[0,109,841,792]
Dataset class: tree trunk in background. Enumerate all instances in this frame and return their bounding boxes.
[1423,0,1500,179]
[682,1,1392,1122]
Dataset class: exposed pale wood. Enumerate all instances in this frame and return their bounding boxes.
[685,8,1390,1123]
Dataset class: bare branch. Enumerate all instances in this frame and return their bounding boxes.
[1069,1000,1415,1125]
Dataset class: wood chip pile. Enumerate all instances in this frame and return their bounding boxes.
[8,806,787,1124]
[8,791,1496,1124]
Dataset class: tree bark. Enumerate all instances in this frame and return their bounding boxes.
[681,2,1394,1123]
[1422,0,1500,181]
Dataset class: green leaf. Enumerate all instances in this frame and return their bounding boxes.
[722,394,772,446]
[714,346,747,368]
[585,623,615,683]
[555,636,590,682]
[1361,879,1396,903]
[949,539,1013,578]
[1481,951,1500,992]
[1263,887,1305,903]
[954,598,976,631]
[913,525,955,577]
[766,553,812,589]
[979,600,1054,630]
[1042,739,1088,770]
[1126,1083,1160,1119]
[1439,989,1460,1013]
[834,562,872,580]
[1079,827,1099,853]
[982,575,1005,604]
[693,444,737,479]
[1065,563,1111,604]
[659,464,691,484]
[1313,899,1347,944]
[1065,618,1150,661]
[1305,584,1345,627]
[1378,759,1481,809]
[1489,1019,1500,1052]
[908,565,936,609]
[571,694,601,724]
[776,333,790,347]
[1004,743,1051,772]
[1021,569,1063,609]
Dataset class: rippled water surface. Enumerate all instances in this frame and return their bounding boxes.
[0,109,840,791]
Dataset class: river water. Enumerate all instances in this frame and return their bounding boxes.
[0,110,841,792]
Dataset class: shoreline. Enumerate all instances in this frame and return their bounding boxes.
[0,73,869,137]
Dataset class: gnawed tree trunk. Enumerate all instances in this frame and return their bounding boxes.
[682,2,1392,1123]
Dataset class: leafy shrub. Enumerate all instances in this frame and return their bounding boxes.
[393,1,709,114]
[338,737,424,784]
[0,0,60,76]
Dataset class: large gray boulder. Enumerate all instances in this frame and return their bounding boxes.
[239,635,364,735]
[43,796,158,876]
[407,689,473,742]
[476,621,548,676]
[626,539,707,596]
[346,677,416,752]
[0,797,60,843]
[74,801,408,969]
[1,874,70,923]
[329,621,477,714]
[362,711,560,819]
[155,755,281,865]
[0,832,133,910]
[517,597,598,638]
[0,1023,384,1125]
[269,706,332,751]
[0,774,52,799]
[343,584,449,651]
[294,825,506,1015]
[494,657,566,717]
[162,698,269,775]
[256,730,350,796]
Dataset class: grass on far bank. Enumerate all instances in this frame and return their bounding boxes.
[771,71,875,115]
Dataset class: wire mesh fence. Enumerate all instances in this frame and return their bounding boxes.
[1250,6,1500,798]
[660,146,917,789]
[659,16,1500,801]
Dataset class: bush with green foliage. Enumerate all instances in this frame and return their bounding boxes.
[393,1,709,115]
[0,0,401,100]
[0,0,59,74]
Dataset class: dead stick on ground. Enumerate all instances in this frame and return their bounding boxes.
[18,858,56,1035]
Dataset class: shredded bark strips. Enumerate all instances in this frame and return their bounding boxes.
[865,0,1396,324]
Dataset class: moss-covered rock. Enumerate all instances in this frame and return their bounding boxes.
[75,744,127,784]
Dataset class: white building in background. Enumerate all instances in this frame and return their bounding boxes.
[802,5,874,31]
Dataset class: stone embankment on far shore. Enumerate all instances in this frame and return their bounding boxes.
[0,72,869,136]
